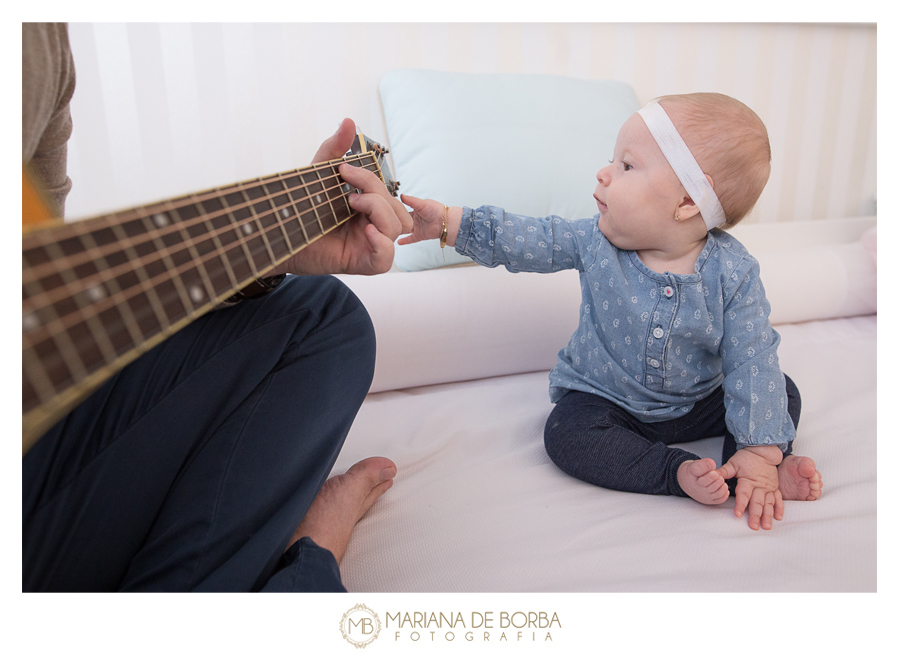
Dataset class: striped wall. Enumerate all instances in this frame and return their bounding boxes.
[65,22,876,226]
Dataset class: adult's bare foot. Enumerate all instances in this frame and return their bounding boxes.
[287,456,396,564]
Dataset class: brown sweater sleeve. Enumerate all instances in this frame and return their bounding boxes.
[22,22,76,220]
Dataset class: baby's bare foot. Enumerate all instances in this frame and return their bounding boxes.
[288,456,396,564]
[777,455,823,501]
[677,458,729,505]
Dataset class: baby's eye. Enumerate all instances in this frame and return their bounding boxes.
[623,162,633,172]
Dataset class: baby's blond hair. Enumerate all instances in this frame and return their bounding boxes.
[656,93,771,228]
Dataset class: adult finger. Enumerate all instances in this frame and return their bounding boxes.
[387,196,414,234]
[340,162,392,197]
[311,118,357,164]
[349,192,403,242]
[361,222,395,273]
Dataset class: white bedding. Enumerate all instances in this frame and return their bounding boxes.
[332,315,876,592]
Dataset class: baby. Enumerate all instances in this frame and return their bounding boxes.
[400,92,823,531]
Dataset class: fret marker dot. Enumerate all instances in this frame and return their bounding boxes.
[189,285,204,303]
[281,208,290,218]
[23,312,39,332]
[153,213,170,227]
[316,194,323,204]
[87,284,106,302]
[242,224,253,235]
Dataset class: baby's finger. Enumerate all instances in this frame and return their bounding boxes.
[733,479,752,519]
[746,489,766,531]
[400,193,423,207]
[400,194,442,221]
[759,491,775,530]
[397,234,421,246]
[716,462,736,482]
[774,489,785,521]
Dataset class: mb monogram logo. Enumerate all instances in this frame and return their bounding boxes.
[340,604,382,648]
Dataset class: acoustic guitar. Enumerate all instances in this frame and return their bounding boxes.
[22,132,399,455]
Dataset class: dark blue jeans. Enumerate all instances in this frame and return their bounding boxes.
[23,275,375,592]
[544,376,800,497]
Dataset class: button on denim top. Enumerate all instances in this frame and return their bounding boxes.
[455,206,795,450]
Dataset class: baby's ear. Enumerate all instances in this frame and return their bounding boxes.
[676,196,702,221]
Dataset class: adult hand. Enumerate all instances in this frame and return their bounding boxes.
[269,118,413,276]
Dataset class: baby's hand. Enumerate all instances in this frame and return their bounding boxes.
[397,194,448,245]
[717,446,784,531]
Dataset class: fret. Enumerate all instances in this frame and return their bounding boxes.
[270,175,312,254]
[24,326,72,407]
[301,170,328,238]
[335,162,356,218]
[33,240,96,382]
[282,173,313,245]
[137,212,197,317]
[315,168,337,232]
[73,230,130,366]
[324,162,353,225]
[240,186,279,271]
[286,173,317,243]
[104,219,171,335]
[261,176,297,261]
[199,192,242,291]
[21,250,61,406]
[84,224,174,356]
[23,141,399,453]
[164,201,219,307]
[246,181,290,261]
[222,188,264,278]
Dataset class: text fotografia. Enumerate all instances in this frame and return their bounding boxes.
[386,611,561,642]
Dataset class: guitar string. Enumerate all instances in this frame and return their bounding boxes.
[22,162,383,366]
[22,171,367,358]
[22,159,380,322]
[22,189,363,401]
[23,153,376,280]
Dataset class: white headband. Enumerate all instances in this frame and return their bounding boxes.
[637,101,726,231]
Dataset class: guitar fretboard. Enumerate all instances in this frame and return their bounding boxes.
[22,152,382,446]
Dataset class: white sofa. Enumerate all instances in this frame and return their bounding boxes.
[324,70,877,593]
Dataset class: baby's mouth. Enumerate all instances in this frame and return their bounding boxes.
[594,195,608,212]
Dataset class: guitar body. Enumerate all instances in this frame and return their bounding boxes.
[22,134,398,454]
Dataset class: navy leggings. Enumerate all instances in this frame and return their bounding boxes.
[544,376,800,497]
[23,275,375,592]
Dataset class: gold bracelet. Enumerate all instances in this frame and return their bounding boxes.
[439,205,449,262]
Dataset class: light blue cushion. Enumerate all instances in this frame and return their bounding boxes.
[379,69,640,271]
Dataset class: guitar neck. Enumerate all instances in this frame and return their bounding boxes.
[22,152,383,451]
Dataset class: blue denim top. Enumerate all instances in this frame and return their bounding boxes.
[456,206,795,450]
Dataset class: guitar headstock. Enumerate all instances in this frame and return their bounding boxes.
[348,131,400,197]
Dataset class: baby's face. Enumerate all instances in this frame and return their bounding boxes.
[593,113,688,251]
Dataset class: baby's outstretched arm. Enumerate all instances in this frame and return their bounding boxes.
[398,194,463,247]
[716,445,784,531]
